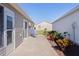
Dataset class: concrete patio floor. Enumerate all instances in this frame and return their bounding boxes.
[9,35,58,56]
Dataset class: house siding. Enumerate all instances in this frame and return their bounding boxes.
[0,3,34,55]
[52,8,79,44]
[0,47,6,56]
[1,4,24,48]
[15,12,24,48]
[3,3,24,51]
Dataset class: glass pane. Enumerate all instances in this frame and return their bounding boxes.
[0,6,4,48]
[25,22,27,29]
[7,31,12,45]
[7,16,13,29]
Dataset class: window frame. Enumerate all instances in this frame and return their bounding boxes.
[6,15,13,45]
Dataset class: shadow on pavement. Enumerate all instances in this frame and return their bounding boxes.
[63,44,79,56]
[53,44,79,56]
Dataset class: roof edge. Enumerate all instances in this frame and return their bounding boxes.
[8,3,34,24]
[52,4,79,24]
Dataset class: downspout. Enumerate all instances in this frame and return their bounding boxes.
[72,22,76,43]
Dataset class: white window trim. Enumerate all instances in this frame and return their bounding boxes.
[23,19,29,39]
[3,6,15,50]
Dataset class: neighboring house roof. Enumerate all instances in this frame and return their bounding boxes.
[52,4,79,24]
[3,3,34,24]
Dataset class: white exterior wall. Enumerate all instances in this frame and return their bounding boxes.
[52,9,79,45]
[36,22,52,31]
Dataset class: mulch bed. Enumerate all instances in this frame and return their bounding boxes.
[48,40,79,56]
[52,43,79,56]
[49,41,65,56]
[53,46,65,56]
[63,44,79,56]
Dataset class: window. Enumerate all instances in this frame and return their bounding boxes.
[0,6,4,48]
[7,16,13,29]
[7,31,12,45]
[7,16,13,45]
[25,22,27,29]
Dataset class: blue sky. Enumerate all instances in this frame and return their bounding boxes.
[18,3,78,24]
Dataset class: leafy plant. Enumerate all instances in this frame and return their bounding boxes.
[63,32,69,37]
[52,32,63,40]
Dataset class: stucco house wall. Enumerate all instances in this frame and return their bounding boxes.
[52,5,79,45]
[36,21,52,31]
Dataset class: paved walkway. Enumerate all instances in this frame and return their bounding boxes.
[9,35,58,56]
